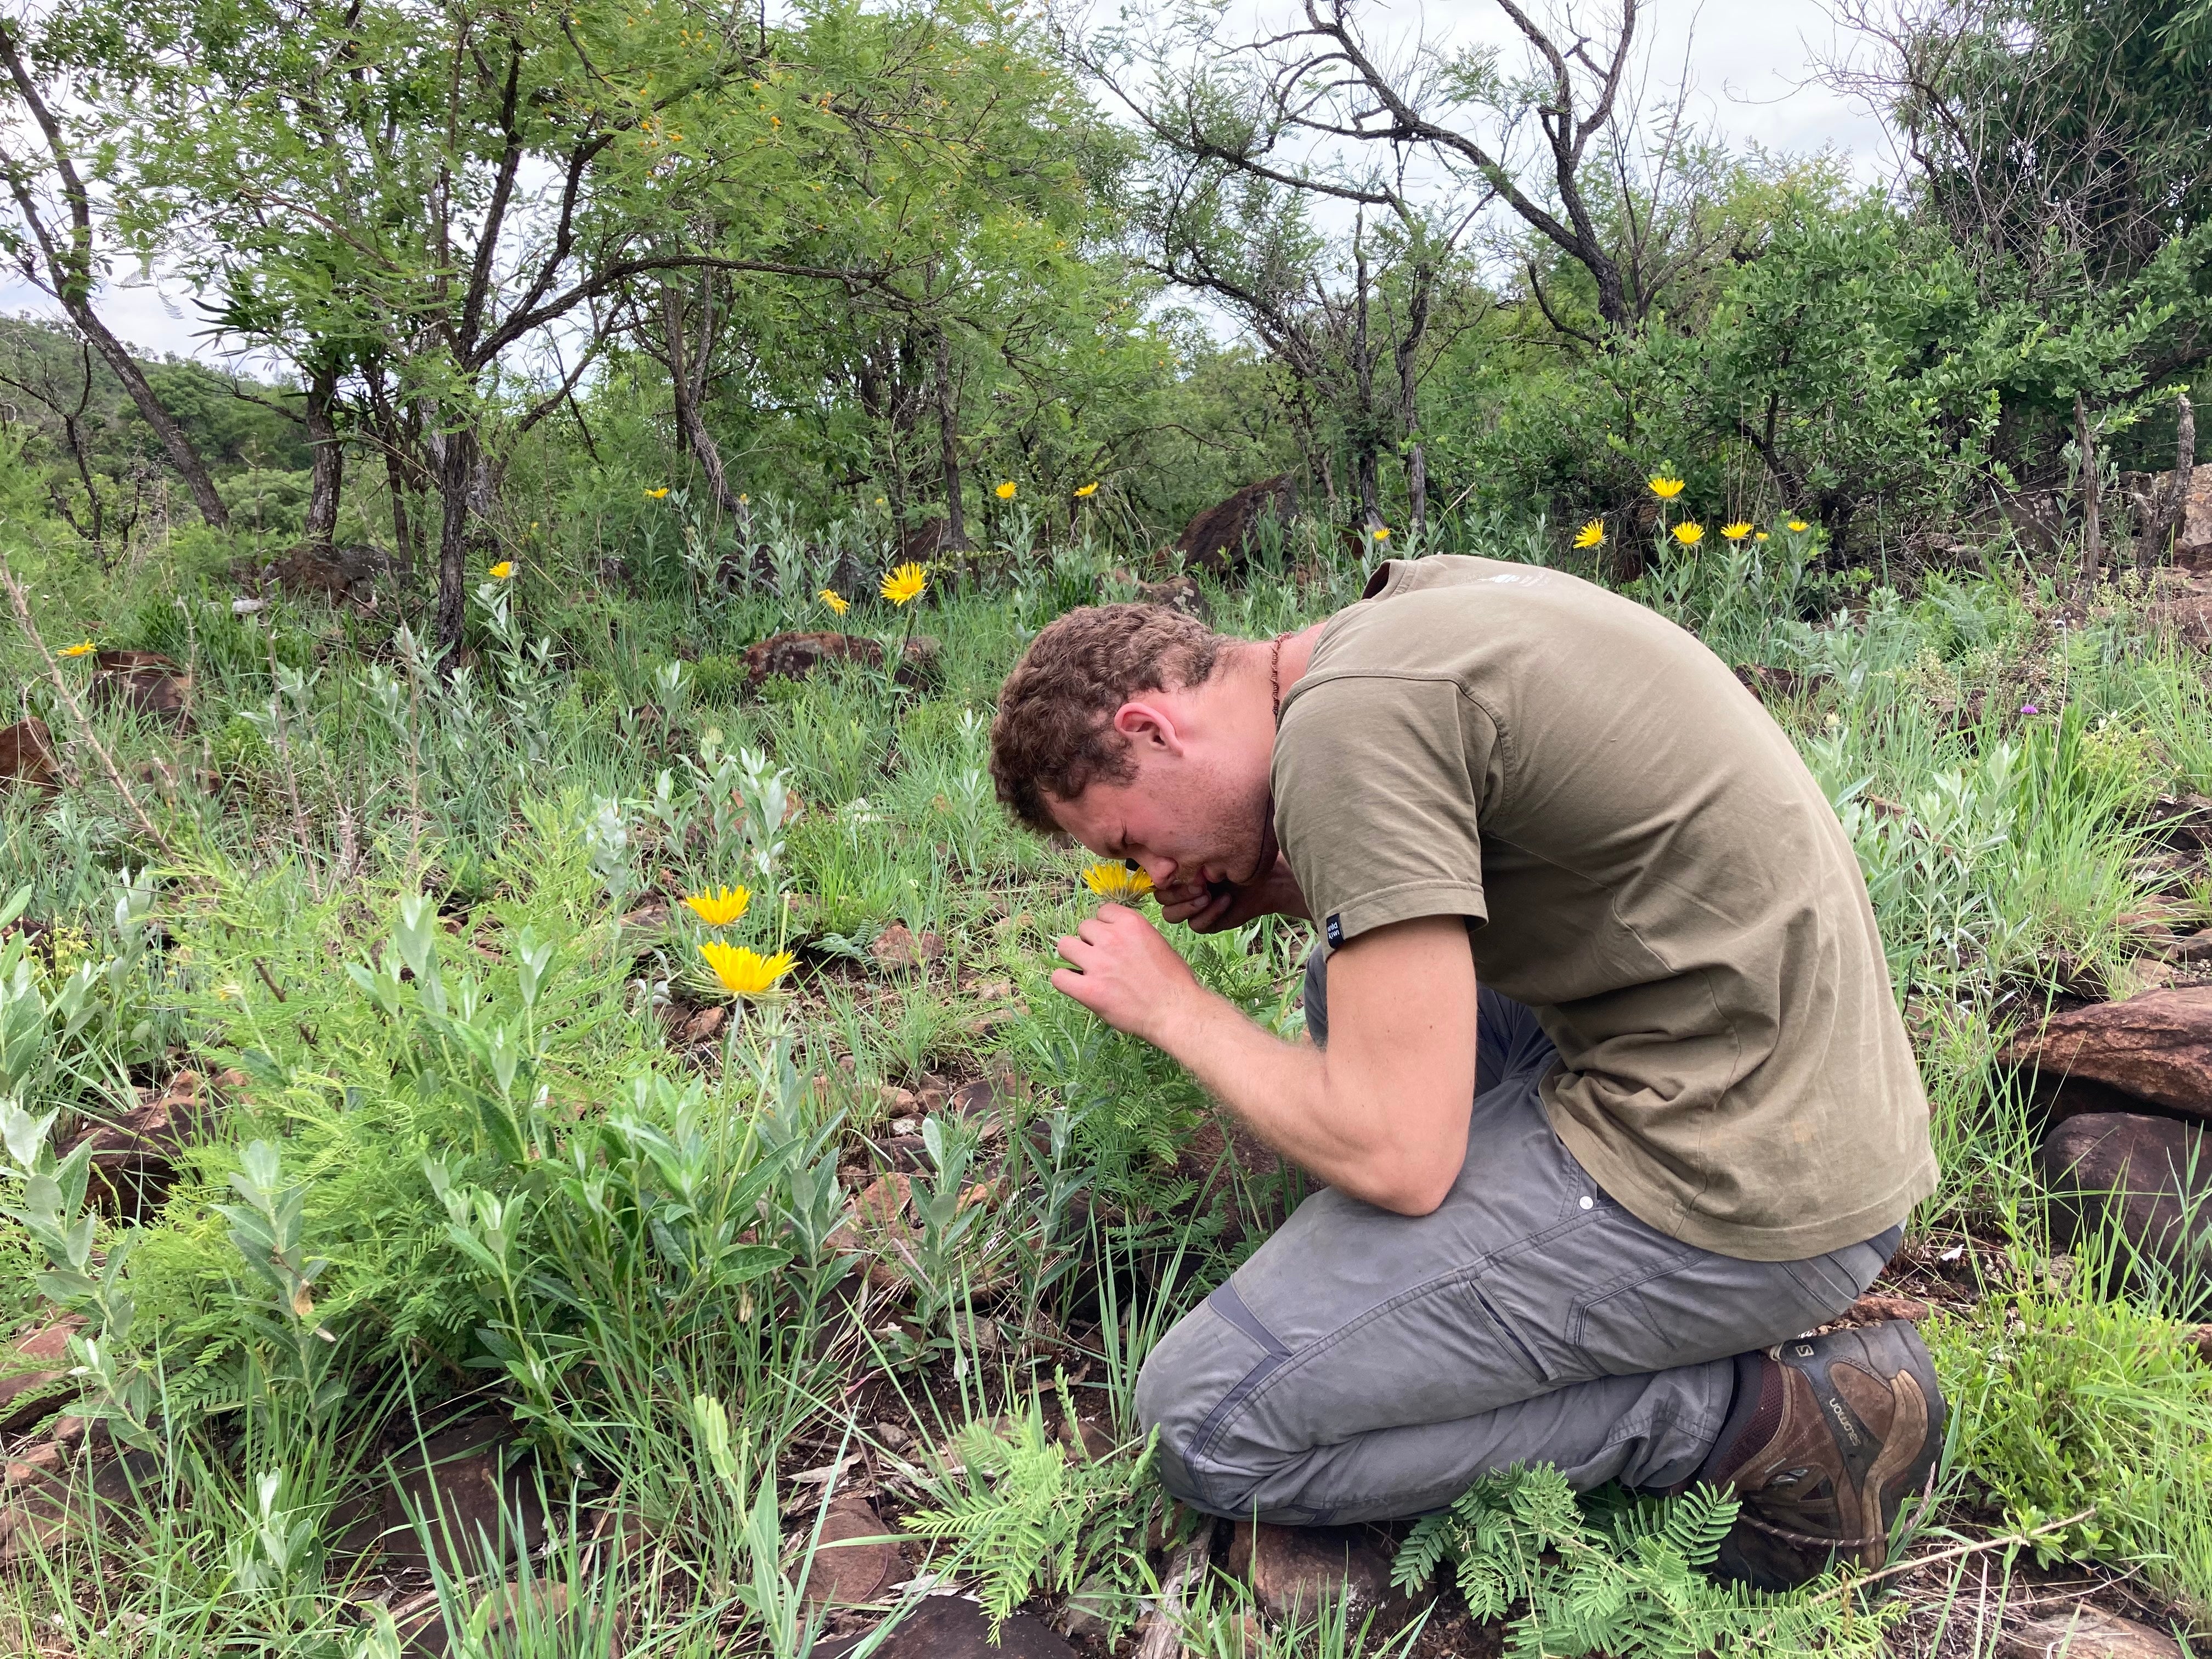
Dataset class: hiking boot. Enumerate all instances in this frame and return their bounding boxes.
[1696,1319,1944,1590]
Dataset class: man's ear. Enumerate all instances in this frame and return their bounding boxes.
[1111,699,1182,755]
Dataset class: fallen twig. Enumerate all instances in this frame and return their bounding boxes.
[1134,1541,1205,1659]
[1803,1506,2097,1606]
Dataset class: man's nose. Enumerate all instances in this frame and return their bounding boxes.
[1138,855,1180,888]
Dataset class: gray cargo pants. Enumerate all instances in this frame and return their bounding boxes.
[1136,946,1902,1525]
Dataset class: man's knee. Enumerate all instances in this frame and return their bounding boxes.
[1136,1304,1276,1517]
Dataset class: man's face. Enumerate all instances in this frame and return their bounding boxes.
[1046,704,1272,900]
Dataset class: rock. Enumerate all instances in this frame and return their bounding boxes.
[1996,488,2068,558]
[1226,1519,1397,1624]
[897,518,963,567]
[0,1317,83,1435]
[817,1595,1076,1658]
[678,1005,727,1046]
[826,1173,916,1290]
[87,650,190,728]
[1137,573,1210,620]
[68,1070,207,1221]
[2039,1113,2212,1282]
[743,631,939,689]
[368,1419,548,1579]
[0,719,59,794]
[1176,475,1297,577]
[0,1446,159,1565]
[266,541,408,603]
[1997,1605,2185,1659]
[2121,464,2212,570]
[1056,1415,1115,1462]
[391,1578,573,1659]
[2164,929,2212,964]
[2002,988,2212,1122]
[1731,663,1808,704]
[797,1494,902,1607]
[870,923,942,973]
[1833,1293,1932,1327]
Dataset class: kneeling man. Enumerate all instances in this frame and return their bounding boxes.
[986,554,1943,1588]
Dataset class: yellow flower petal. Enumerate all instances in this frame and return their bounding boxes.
[819,589,849,615]
[1721,522,1752,541]
[1073,481,1099,498]
[1787,519,1809,532]
[645,487,670,499]
[1672,521,1705,547]
[59,641,96,658]
[1081,861,1153,902]
[488,560,515,578]
[683,885,753,927]
[995,480,1017,500]
[1647,476,1685,500]
[1573,520,1605,549]
[1372,526,1390,541]
[700,941,795,998]
[880,562,928,606]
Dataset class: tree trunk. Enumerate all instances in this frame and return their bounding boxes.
[0,18,229,531]
[2076,391,2101,586]
[301,360,342,561]
[661,279,739,518]
[430,422,488,658]
[1405,441,1427,540]
[934,331,968,550]
[2155,391,2196,568]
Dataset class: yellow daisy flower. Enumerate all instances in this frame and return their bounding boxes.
[700,941,795,998]
[995,480,1017,500]
[488,560,515,578]
[1074,481,1099,498]
[683,885,752,927]
[59,641,96,658]
[881,563,928,607]
[1721,522,1752,541]
[1372,526,1391,541]
[645,486,670,499]
[1648,476,1685,500]
[1573,520,1605,549]
[1081,862,1153,902]
[819,589,850,616]
[1672,522,1705,547]
[1788,519,1809,533]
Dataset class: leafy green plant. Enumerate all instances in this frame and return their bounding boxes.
[1392,1465,1898,1656]
[901,1389,1154,1637]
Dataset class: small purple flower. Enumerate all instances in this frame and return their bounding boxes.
[2020,703,2039,715]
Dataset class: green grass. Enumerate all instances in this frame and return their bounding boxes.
[0,516,2207,1652]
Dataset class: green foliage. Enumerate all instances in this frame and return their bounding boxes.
[901,1390,1153,1637]
[1928,1278,2212,1602]
[1392,1466,1899,1657]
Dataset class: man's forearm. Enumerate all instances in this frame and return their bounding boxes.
[1147,988,1452,1212]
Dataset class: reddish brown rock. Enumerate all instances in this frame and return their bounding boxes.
[818,1595,1075,1658]
[1226,1519,1398,1624]
[1176,476,1297,577]
[368,1419,548,1579]
[88,651,190,728]
[743,631,940,689]
[1998,1605,2185,1659]
[0,719,59,794]
[2003,988,2212,1121]
[69,1071,207,1221]
[869,923,942,973]
[1835,1293,1933,1327]
[0,1317,83,1434]
[797,1494,902,1607]
[0,1446,159,1565]
[2039,1112,2212,1280]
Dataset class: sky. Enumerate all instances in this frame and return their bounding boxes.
[0,0,1899,369]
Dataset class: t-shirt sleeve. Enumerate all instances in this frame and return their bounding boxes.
[1272,673,1494,947]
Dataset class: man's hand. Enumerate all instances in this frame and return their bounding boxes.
[1156,853,1311,933]
[1052,905,1203,1046]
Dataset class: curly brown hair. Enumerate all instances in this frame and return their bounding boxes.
[989,603,1233,833]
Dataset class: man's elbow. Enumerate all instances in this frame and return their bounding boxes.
[1362,1156,1459,1217]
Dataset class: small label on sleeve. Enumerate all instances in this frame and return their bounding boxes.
[1325,915,1344,946]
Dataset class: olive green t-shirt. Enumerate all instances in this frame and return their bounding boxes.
[1273,555,1936,1261]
